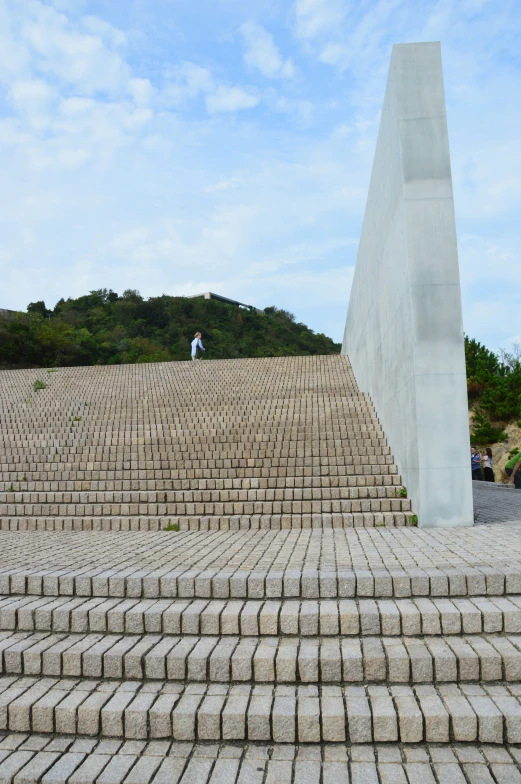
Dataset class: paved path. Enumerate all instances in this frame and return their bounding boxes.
[473,481,521,525]
[1,737,521,783]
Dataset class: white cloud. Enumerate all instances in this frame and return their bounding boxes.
[0,2,28,83]
[311,0,405,75]
[18,2,130,95]
[163,61,214,104]
[205,85,259,114]
[294,0,349,39]
[205,176,245,193]
[9,78,55,130]
[239,21,295,79]
[270,94,314,122]
[81,15,127,48]
[128,77,155,108]
[163,61,259,115]
[504,333,521,348]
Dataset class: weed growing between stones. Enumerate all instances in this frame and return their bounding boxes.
[410,515,418,526]
[33,379,47,391]
[399,487,407,497]
[164,523,180,532]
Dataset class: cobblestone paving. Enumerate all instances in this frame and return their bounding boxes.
[473,482,521,525]
[1,736,521,783]
[2,526,521,573]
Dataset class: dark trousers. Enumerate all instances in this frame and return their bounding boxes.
[506,467,521,489]
[472,468,482,480]
[483,467,495,482]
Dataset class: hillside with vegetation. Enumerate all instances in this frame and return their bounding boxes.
[0,289,340,369]
[465,337,521,442]
[465,337,521,479]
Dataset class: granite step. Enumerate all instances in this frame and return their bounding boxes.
[0,676,520,744]
[0,485,407,503]
[0,512,415,532]
[0,631,521,685]
[0,455,395,471]
[0,497,412,518]
[0,568,518,602]
[0,473,403,492]
[0,417,382,434]
[0,595,520,638]
[0,476,401,491]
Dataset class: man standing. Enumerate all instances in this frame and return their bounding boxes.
[191,332,205,361]
[471,446,482,480]
[505,449,521,489]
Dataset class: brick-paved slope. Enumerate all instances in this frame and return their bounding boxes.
[0,356,413,531]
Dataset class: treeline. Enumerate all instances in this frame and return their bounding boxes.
[465,337,521,444]
[0,289,340,369]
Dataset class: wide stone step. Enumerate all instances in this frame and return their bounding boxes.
[0,456,396,471]
[0,474,403,492]
[0,527,519,599]
[0,485,405,503]
[0,417,380,434]
[0,444,386,466]
[2,595,521,638]
[0,676,520,744]
[1,631,521,684]
[0,738,520,784]
[0,496,412,517]
[0,511,414,531]
[0,474,402,486]
[0,456,391,475]
[0,429,382,447]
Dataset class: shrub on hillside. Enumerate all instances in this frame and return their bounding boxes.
[470,407,508,445]
[465,337,521,424]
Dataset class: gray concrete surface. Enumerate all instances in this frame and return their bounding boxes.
[473,481,521,525]
[342,42,472,529]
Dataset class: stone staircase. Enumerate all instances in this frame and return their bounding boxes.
[0,355,520,782]
[0,356,412,531]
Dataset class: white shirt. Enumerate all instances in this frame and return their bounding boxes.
[191,337,204,356]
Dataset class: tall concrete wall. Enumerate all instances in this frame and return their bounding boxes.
[342,42,473,528]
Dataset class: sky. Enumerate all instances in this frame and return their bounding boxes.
[0,0,520,349]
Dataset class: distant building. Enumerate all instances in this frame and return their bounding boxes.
[0,309,16,317]
[187,292,256,310]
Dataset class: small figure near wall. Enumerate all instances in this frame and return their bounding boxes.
[482,448,495,482]
[471,446,482,480]
[191,332,205,361]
